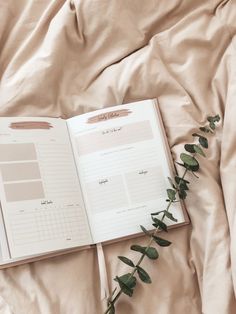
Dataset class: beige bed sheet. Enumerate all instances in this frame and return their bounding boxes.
[0,0,236,313]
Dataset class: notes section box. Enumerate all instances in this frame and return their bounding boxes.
[85,176,128,213]
[85,167,166,214]
[125,167,166,203]
[76,120,154,155]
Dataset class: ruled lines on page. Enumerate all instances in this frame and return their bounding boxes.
[68,100,186,243]
[0,117,92,259]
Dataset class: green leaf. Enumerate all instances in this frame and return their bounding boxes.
[199,126,212,133]
[214,114,220,122]
[184,144,195,153]
[118,256,135,267]
[192,132,210,148]
[115,276,133,297]
[151,210,164,216]
[179,189,187,199]
[130,245,146,254]
[207,115,220,123]
[114,273,136,297]
[185,163,199,172]
[175,176,189,191]
[179,182,189,191]
[145,247,159,260]
[193,144,206,157]
[163,210,178,222]
[167,189,176,201]
[167,176,176,188]
[209,121,215,130]
[118,274,136,289]
[130,244,158,259]
[152,217,168,232]
[137,266,152,283]
[175,176,190,184]
[140,225,151,237]
[199,136,208,148]
[180,153,199,167]
[192,133,201,138]
[207,116,218,130]
[152,236,172,247]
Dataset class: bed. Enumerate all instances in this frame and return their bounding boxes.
[0,0,236,313]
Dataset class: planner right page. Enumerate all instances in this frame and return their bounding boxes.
[67,99,187,243]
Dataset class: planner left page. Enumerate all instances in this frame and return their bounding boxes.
[0,117,92,259]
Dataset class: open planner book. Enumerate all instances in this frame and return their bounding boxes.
[0,99,189,268]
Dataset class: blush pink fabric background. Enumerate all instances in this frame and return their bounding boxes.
[0,0,236,313]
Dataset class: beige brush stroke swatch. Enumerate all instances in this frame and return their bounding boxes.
[87,109,132,123]
[10,122,53,129]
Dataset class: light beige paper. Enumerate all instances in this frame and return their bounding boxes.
[0,0,236,313]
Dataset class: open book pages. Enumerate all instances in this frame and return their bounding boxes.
[0,99,189,267]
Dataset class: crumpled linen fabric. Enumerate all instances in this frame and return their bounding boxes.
[0,0,236,313]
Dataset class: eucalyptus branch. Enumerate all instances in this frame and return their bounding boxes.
[104,114,220,314]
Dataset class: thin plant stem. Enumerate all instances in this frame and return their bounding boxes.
[104,168,188,314]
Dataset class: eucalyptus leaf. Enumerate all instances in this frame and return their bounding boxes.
[118,256,135,267]
[179,182,189,191]
[184,163,199,172]
[152,236,172,247]
[114,273,136,297]
[140,225,151,237]
[168,177,176,188]
[207,115,220,123]
[179,189,187,199]
[192,133,201,138]
[152,217,168,232]
[167,189,176,201]
[209,121,216,130]
[114,276,133,297]
[175,176,189,190]
[137,266,152,283]
[180,153,199,166]
[193,144,206,157]
[130,244,158,259]
[145,247,159,260]
[214,114,220,122]
[117,273,136,289]
[199,126,212,133]
[151,210,164,216]
[184,144,195,153]
[199,136,208,148]
[130,245,146,254]
[175,176,190,184]
[163,210,178,222]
